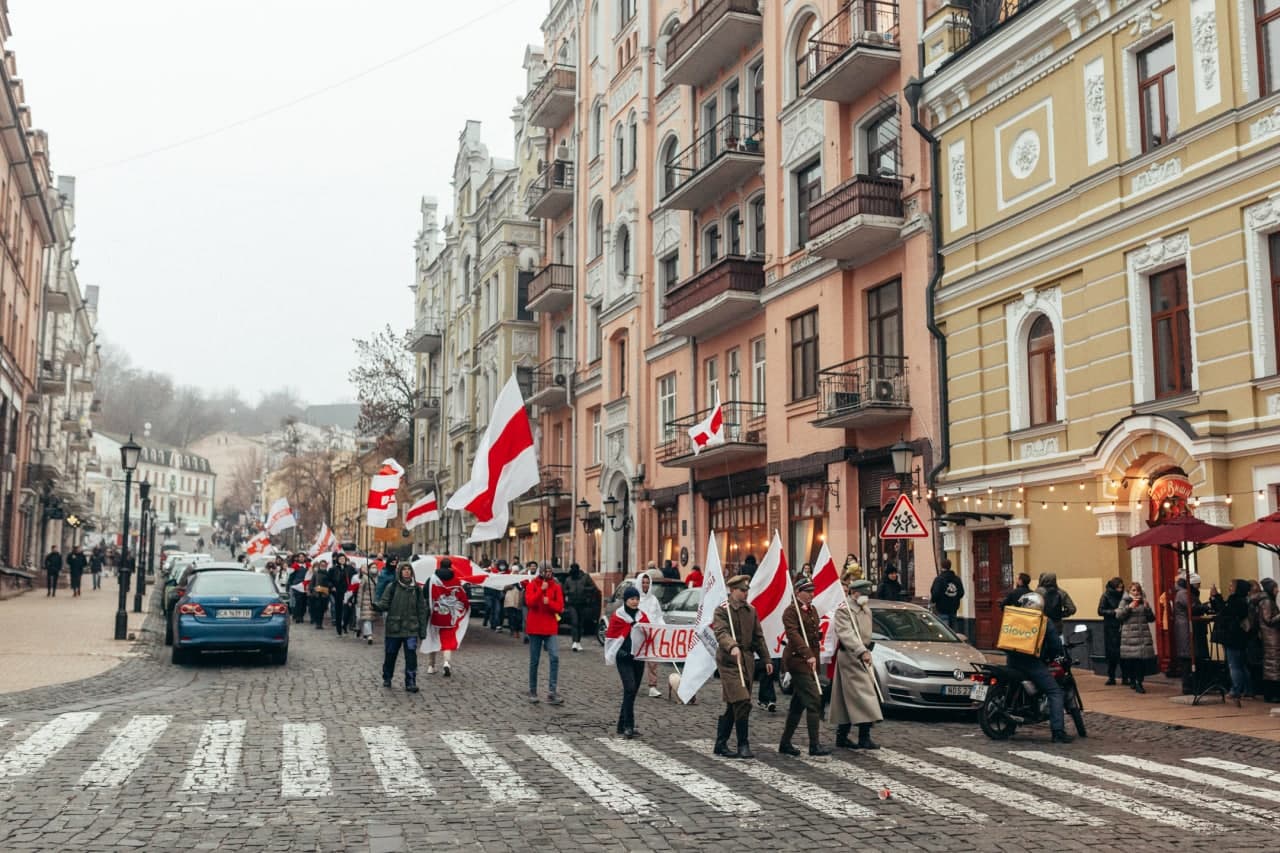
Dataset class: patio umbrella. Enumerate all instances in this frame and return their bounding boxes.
[1204,510,1280,556]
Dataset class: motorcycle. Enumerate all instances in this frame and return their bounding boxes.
[969,624,1089,740]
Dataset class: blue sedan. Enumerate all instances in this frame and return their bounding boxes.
[171,569,290,665]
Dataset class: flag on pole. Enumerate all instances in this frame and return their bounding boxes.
[245,531,271,556]
[677,533,728,704]
[404,492,440,530]
[446,374,539,543]
[687,395,725,455]
[366,459,405,528]
[748,532,794,658]
[308,524,337,557]
[265,497,296,535]
[810,542,843,617]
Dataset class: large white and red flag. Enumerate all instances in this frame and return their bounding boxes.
[308,524,337,557]
[687,395,725,455]
[366,459,405,528]
[414,557,472,654]
[265,497,296,535]
[604,605,651,666]
[748,532,794,658]
[446,374,538,543]
[676,532,728,704]
[404,492,439,531]
[245,531,271,556]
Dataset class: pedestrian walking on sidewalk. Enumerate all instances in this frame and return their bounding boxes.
[562,562,597,652]
[375,562,429,693]
[329,554,355,637]
[1098,577,1125,685]
[1257,578,1280,702]
[43,546,62,596]
[606,585,646,738]
[1116,581,1156,693]
[524,562,565,704]
[929,558,964,631]
[309,558,330,629]
[357,563,378,643]
[67,546,87,597]
[287,562,308,623]
[711,574,771,759]
[89,546,104,590]
[830,577,884,750]
[778,579,831,757]
[1215,579,1256,705]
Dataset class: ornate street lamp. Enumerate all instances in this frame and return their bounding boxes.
[115,434,141,640]
[576,498,592,532]
[603,494,629,532]
[133,480,151,612]
[890,439,914,491]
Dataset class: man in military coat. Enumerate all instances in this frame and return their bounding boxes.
[711,574,772,758]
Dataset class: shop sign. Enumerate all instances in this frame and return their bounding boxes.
[1149,474,1194,506]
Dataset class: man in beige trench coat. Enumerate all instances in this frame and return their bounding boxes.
[830,577,884,749]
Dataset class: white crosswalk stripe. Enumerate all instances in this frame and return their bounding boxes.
[440,731,536,803]
[78,715,172,789]
[1013,751,1269,827]
[281,722,331,798]
[180,720,245,794]
[360,726,435,798]
[0,712,100,780]
[600,738,758,815]
[1184,756,1280,785]
[683,741,881,820]
[932,748,1222,833]
[521,734,654,816]
[871,748,1106,827]
[1097,754,1280,804]
[801,754,989,823]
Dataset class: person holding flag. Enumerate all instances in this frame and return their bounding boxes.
[830,575,884,750]
[711,575,772,759]
[424,558,470,677]
[604,584,648,739]
[778,578,832,757]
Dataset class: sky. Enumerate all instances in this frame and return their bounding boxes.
[9,0,547,404]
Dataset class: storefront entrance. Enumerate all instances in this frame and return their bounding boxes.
[1148,471,1194,672]
[972,528,1013,649]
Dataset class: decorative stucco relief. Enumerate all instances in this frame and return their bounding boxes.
[948,140,967,228]
[1190,0,1221,111]
[1251,107,1280,142]
[986,45,1054,95]
[1020,437,1059,459]
[1132,232,1190,269]
[780,99,824,168]
[1131,158,1181,194]
[1008,130,1041,179]
[1083,58,1108,165]
[609,69,640,115]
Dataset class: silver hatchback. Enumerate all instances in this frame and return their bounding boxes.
[868,600,990,710]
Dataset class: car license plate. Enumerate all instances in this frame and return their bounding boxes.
[970,683,989,701]
[943,685,972,696]
[216,609,251,619]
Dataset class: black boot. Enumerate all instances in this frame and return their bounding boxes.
[1051,729,1074,744]
[806,710,831,756]
[835,723,855,749]
[713,713,735,757]
[382,675,392,688]
[734,718,754,759]
[405,670,419,693]
[778,707,802,756]
[856,723,880,750]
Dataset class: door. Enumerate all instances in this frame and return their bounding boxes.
[972,529,1013,649]
[1153,545,1180,672]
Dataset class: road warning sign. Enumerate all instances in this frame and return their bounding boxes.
[879,494,929,539]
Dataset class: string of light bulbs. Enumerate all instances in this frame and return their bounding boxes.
[935,482,1273,512]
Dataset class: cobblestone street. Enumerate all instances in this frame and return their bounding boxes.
[1,594,1279,853]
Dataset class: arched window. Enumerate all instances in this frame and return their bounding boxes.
[590,100,604,159]
[790,13,819,100]
[1027,314,1058,426]
[749,194,766,257]
[590,199,605,258]
[626,111,638,174]
[614,123,625,181]
[656,16,680,87]
[616,224,631,279]
[658,135,680,197]
[590,0,600,59]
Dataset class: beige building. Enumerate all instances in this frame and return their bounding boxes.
[919,0,1280,658]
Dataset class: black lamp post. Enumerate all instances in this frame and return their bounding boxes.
[147,507,158,578]
[603,493,630,574]
[133,480,151,612]
[115,434,141,641]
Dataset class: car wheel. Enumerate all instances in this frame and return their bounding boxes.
[271,646,288,666]
[163,617,173,646]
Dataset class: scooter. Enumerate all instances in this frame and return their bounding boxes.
[969,624,1089,740]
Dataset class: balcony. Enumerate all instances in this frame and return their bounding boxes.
[806,175,904,261]
[799,1,901,103]
[407,313,442,354]
[69,430,91,452]
[662,255,764,339]
[940,0,1048,60]
[406,460,439,491]
[527,263,574,314]
[26,449,63,484]
[526,160,574,219]
[43,287,71,314]
[528,64,576,128]
[38,369,64,395]
[448,416,471,438]
[661,115,763,211]
[665,0,763,89]
[72,376,94,394]
[813,354,911,429]
[528,356,573,410]
[659,401,767,468]
[412,389,441,420]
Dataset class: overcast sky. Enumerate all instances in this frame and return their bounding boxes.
[10,0,545,405]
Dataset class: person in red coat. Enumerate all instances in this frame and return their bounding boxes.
[524,562,565,705]
[684,564,704,589]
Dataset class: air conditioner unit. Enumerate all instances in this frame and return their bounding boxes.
[831,391,861,412]
[553,373,567,386]
[875,31,896,43]
[872,379,897,402]
[744,429,762,443]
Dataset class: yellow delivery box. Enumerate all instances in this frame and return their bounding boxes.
[996,606,1048,656]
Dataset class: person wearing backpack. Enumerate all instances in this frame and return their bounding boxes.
[929,558,964,631]
[1036,572,1077,635]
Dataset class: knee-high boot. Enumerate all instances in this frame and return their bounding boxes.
[806,709,831,756]
[713,711,735,757]
[835,723,855,749]
[734,717,754,759]
[857,722,880,750]
[778,705,803,755]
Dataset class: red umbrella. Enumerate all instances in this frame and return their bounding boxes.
[1204,511,1280,556]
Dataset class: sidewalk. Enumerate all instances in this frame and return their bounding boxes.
[1077,668,1280,742]
[0,581,149,694]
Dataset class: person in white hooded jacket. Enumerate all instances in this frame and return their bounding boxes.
[635,570,665,698]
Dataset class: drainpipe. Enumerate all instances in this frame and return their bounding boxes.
[902,78,948,504]
[687,338,698,567]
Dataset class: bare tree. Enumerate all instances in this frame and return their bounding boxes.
[349,325,415,440]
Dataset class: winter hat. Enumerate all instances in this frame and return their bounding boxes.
[621,585,640,602]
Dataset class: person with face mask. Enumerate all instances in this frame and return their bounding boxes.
[1098,577,1126,685]
[374,562,429,693]
[829,576,884,750]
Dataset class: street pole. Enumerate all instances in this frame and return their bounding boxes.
[148,509,157,576]
[134,484,151,612]
[115,435,141,641]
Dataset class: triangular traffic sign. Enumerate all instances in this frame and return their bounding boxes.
[879,493,929,539]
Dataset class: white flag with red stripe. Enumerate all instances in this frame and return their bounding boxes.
[687,395,725,455]
[265,497,296,535]
[676,532,728,704]
[308,524,337,557]
[404,492,440,530]
[366,459,405,528]
[446,374,539,543]
[245,531,271,556]
[748,532,793,658]
[603,606,650,666]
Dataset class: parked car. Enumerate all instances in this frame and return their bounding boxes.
[868,600,990,710]
[596,578,686,644]
[183,522,201,536]
[161,540,182,556]
[163,560,245,640]
[662,586,702,625]
[170,568,289,665]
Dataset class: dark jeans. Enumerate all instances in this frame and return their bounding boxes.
[566,604,591,643]
[529,633,559,695]
[69,569,83,593]
[617,658,644,732]
[309,596,327,626]
[1121,658,1147,686]
[290,591,307,622]
[383,636,418,681]
[91,570,101,590]
[756,658,779,705]
[505,607,522,634]
[1225,647,1252,698]
[936,612,959,631]
[1020,660,1065,733]
[46,571,59,595]
[331,594,350,634]
[484,589,503,628]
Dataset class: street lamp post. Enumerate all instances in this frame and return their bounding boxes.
[148,507,158,577]
[133,480,151,612]
[115,434,141,641]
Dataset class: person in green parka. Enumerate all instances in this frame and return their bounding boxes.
[375,562,430,693]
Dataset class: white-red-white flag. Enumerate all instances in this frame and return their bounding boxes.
[265,497,295,535]
[677,532,727,704]
[366,459,405,528]
[810,542,843,617]
[446,375,539,543]
[404,492,439,530]
[748,532,794,658]
[245,531,271,556]
[308,524,337,557]
[603,606,650,666]
[687,395,725,455]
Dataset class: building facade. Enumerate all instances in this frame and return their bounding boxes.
[920,0,1280,654]
[92,432,216,546]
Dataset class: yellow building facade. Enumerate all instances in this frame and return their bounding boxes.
[919,0,1280,658]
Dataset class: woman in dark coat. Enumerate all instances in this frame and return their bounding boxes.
[1115,581,1156,693]
[1097,577,1125,685]
[1216,579,1255,705]
[1258,578,1280,702]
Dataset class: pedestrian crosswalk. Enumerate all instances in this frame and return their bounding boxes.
[0,711,1278,836]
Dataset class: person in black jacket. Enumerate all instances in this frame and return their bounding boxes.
[66,546,88,597]
[875,564,904,601]
[929,558,964,630]
[44,547,63,596]
[1098,577,1125,685]
[1217,579,1255,705]
[1001,573,1033,609]
[329,554,355,636]
[611,586,645,738]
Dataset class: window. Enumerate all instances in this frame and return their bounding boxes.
[706,356,720,405]
[702,222,721,267]
[1027,315,1058,426]
[618,0,636,30]
[750,195,766,256]
[865,111,899,177]
[588,302,603,362]
[555,325,568,360]
[614,123,625,181]
[590,200,604,258]
[727,348,741,401]
[590,101,604,159]
[1261,0,1280,95]
[794,160,823,247]
[657,16,680,87]
[517,270,533,321]
[710,492,767,570]
[1138,37,1178,152]
[749,60,765,119]
[701,97,719,163]
[591,407,602,464]
[627,111,638,174]
[617,225,631,279]
[660,252,679,291]
[726,208,743,256]
[659,136,680,197]
[752,336,767,402]
[724,79,740,118]
[789,309,819,400]
[1150,265,1192,398]
[616,337,628,394]
[658,373,677,442]
[658,506,679,565]
[1272,233,1280,367]
[792,14,819,96]
[867,280,902,359]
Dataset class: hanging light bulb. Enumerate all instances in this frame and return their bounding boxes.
[1226,495,1234,505]
[1061,502,1068,511]
[1015,500,1023,508]
[997,499,1004,508]
[1079,482,1086,490]
[1049,484,1056,493]
[1259,490,1267,500]
[1041,501,1048,510]
[1018,485,1025,494]
[1086,501,1093,511]
[987,486,994,495]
